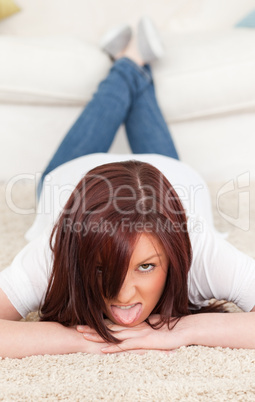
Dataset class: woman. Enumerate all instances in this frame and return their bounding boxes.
[0,18,255,359]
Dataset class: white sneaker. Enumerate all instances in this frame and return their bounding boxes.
[99,24,132,58]
[137,16,165,63]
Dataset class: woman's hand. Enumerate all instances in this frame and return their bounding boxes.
[79,334,110,354]
[76,315,192,354]
[79,311,255,352]
[71,325,110,354]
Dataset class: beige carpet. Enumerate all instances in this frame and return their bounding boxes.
[0,179,255,401]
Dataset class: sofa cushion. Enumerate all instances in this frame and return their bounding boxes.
[0,36,111,105]
[0,30,255,122]
[153,29,255,121]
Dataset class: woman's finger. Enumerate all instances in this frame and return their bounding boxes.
[128,349,175,355]
[106,324,133,332]
[101,337,147,353]
[102,346,175,355]
[114,349,148,355]
[83,327,143,342]
[77,323,131,334]
[82,332,106,343]
[76,325,91,333]
[108,330,137,341]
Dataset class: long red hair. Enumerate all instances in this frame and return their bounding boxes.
[39,160,193,343]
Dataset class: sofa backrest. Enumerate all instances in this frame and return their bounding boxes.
[0,0,254,39]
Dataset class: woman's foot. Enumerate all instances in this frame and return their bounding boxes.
[115,35,145,66]
[137,16,165,63]
[115,16,165,66]
[100,24,132,59]
[100,17,165,66]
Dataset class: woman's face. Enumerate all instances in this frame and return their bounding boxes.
[102,233,169,327]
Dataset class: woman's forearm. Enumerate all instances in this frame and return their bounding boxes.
[0,319,88,358]
[186,312,255,349]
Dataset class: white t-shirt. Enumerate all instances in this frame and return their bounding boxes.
[1,153,255,317]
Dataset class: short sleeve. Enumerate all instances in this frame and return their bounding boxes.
[0,229,52,318]
[188,216,255,312]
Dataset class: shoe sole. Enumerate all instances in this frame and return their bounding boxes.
[138,17,165,62]
[100,24,132,57]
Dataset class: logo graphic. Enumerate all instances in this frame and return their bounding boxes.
[216,172,250,231]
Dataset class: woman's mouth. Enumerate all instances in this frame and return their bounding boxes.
[110,303,142,325]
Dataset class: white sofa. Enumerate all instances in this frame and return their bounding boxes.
[1,0,255,182]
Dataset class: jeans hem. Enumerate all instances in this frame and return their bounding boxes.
[115,57,152,82]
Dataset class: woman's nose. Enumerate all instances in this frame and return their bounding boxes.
[116,276,136,304]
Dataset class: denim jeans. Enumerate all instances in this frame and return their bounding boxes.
[38,57,179,196]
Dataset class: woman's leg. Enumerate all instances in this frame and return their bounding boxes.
[38,57,153,195]
[125,63,179,159]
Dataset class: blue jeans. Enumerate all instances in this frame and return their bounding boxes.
[38,57,179,196]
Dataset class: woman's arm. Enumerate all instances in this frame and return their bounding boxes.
[0,290,107,358]
[0,319,87,359]
[188,216,255,314]
[0,317,111,359]
[0,234,105,358]
[78,309,255,353]
[185,309,255,349]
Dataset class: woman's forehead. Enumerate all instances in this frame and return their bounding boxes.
[97,231,166,262]
[129,233,167,264]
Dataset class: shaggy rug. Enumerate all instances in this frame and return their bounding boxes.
[0,179,255,401]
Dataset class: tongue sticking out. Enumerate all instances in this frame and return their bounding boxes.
[111,303,142,325]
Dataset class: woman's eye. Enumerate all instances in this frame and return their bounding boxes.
[138,263,155,273]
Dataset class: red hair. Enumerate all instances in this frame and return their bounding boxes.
[39,160,192,343]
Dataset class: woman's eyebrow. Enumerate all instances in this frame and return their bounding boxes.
[136,254,162,265]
